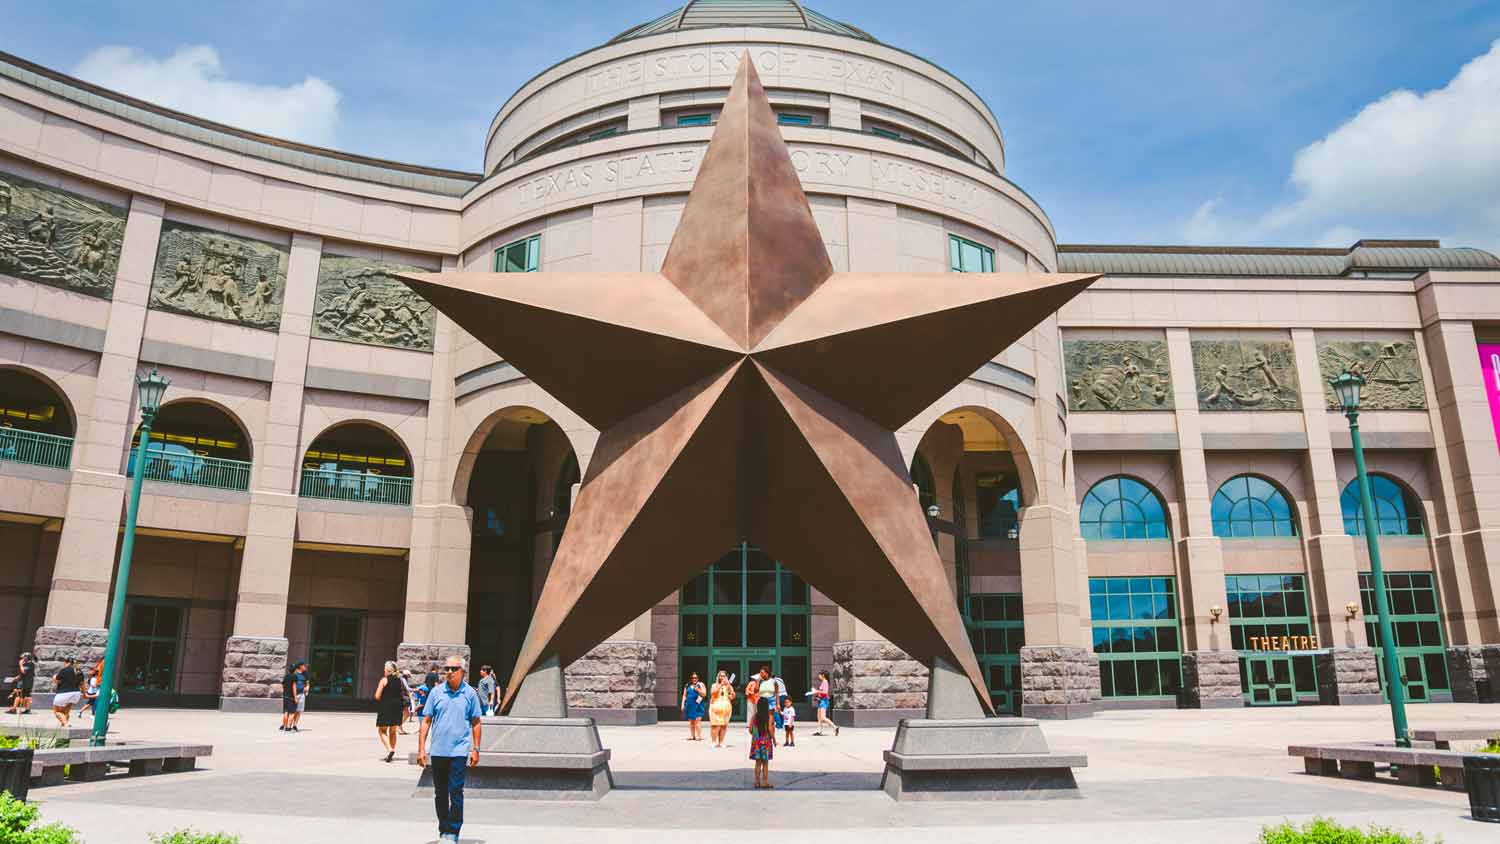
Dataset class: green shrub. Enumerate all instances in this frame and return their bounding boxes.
[0,792,81,844]
[1481,740,1500,754]
[149,830,241,844]
[1259,817,1433,844]
[0,737,17,750]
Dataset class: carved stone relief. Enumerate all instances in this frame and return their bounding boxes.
[1192,339,1301,410]
[149,221,288,330]
[1318,339,1426,410]
[1063,339,1173,411]
[0,169,126,298]
[312,254,434,351]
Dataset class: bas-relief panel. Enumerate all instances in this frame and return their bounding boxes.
[1317,340,1426,410]
[1063,339,1173,411]
[0,169,126,298]
[149,221,288,330]
[1192,339,1301,411]
[312,254,434,351]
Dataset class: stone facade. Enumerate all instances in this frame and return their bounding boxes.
[831,641,927,726]
[565,640,658,725]
[1019,646,1099,719]
[397,642,472,680]
[218,636,290,712]
[1315,647,1382,706]
[1182,650,1243,709]
[30,626,107,693]
[1446,645,1496,703]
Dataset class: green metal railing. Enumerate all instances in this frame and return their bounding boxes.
[299,467,412,505]
[0,427,74,469]
[128,447,251,491]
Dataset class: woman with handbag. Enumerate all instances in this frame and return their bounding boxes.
[708,670,735,747]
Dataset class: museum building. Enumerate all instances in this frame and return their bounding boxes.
[0,0,1498,723]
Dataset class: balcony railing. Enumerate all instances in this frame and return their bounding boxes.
[0,428,74,470]
[129,448,251,492]
[299,467,412,506]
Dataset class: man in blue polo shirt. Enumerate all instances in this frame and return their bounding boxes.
[417,654,482,842]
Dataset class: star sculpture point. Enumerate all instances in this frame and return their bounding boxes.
[400,53,1097,714]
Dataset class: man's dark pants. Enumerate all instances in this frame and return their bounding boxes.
[432,755,468,836]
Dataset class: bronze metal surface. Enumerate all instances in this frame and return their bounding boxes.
[398,52,1097,715]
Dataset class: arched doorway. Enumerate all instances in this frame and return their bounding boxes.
[299,421,412,504]
[461,407,578,686]
[913,407,1028,714]
[678,542,811,720]
[0,367,75,468]
[132,400,252,491]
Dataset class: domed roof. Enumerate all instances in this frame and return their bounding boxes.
[610,0,876,44]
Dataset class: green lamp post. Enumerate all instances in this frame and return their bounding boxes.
[1330,368,1410,748]
[91,368,170,746]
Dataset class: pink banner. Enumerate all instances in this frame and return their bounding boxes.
[1481,343,1500,454]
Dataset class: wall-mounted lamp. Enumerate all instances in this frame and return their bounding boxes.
[925,504,941,519]
[1006,527,1019,540]
[1208,605,1223,624]
[1345,601,1360,621]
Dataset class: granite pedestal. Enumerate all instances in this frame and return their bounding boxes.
[880,658,1087,801]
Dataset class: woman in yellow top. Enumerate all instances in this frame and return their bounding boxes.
[708,670,735,748]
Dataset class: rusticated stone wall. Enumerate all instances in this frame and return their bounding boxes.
[830,641,927,726]
[1019,645,1099,719]
[30,625,107,693]
[397,642,471,680]
[1446,645,1495,703]
[566,640,657,725]
[219,635,289,700]
[1182,650,1243,708]
[1315,647,1381,706]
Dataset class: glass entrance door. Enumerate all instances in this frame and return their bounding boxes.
[1376,654,1431,702]
[1245,656,1296,706]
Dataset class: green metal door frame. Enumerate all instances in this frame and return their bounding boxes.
[1243,655,1297,706]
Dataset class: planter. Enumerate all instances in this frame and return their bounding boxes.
[0,746,34,801]
[1464,754,1500,823]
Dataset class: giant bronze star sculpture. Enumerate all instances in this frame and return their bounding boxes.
[400,54,1096,714]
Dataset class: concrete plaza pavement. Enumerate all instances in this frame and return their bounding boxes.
[7,703,1498,843]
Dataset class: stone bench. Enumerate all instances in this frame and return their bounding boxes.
[26,742,213,786]
[1409,728,1500,750]
[881,718,1087,801]
[0,725,95,743]
[408,717,613,800]
[1289,743,1480,790]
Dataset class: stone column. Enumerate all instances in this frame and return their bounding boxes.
[1165,329,1233,706]
[1446,646,1494,703]
[34,197,162,690]
[220,233,320,711]
[1316,647,1382,705]
[626,95,660,132]
[565,612,658,725]
[399,255,472,676]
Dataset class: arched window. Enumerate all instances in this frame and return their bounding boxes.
[1211,475,1297,537]
[1080,476,1169,540]
[300,422,412,505]
[1341,474,1423,536]
[131,400,252,491]
[0,368,75,470]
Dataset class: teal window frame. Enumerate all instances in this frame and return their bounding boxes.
[1341,475,1424,536]
[775,112,813,126]
[967,593,1024,714]
[1212,475,1298,538]
[494,235,540,273]
[1358,571,1449,695]
[586,127,619,141]
[1080,475,1169,540]
[120,599,185,694]
[309,610,362,697]
[869,126,901,140]
[1089,577,1182,699]
[948,234,995,273]
[676,113,713,127]
[1226,574,1318,703]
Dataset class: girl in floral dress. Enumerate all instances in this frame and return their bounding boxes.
[748,697,775,788]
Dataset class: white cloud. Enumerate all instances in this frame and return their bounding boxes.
[73,45,341,147]
[1180,197,1228,243]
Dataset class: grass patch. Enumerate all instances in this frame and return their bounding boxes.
[1259,817,1436,844]
[0,792,81,844]
[149,831,242,844]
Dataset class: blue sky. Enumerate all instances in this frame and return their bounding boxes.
[6,1,1499,248]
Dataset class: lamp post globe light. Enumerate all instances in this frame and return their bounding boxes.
[1331,367,1410,748]
[91,368,170,746]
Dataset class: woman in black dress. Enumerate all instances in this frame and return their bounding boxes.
[374,660,405,762]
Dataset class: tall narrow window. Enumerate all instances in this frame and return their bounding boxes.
[974,472,1022,538]
[494,235,540,273]
[309,611,362,697]
[1089,577,1182,699]
[1359,572,1448,700]
[122,602,183,693]
[948,235,995,273]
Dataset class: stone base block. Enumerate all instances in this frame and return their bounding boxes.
[565,640,657,721]
[880,718,1086,801]
[831,641,928,715]
[397,642,471,679]
[411,716,613,800]
[1019,646,1099,719]
[32,626,108,692]
[832,708,924,728]
[1447,645,1497,703]
[1316,648,1381,705]
[1183,650,1243,709]
[219,636,289,710]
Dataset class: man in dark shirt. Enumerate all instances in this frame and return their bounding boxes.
[5,653,35,714]
[289,663,309,731]
[279,661,306,733]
